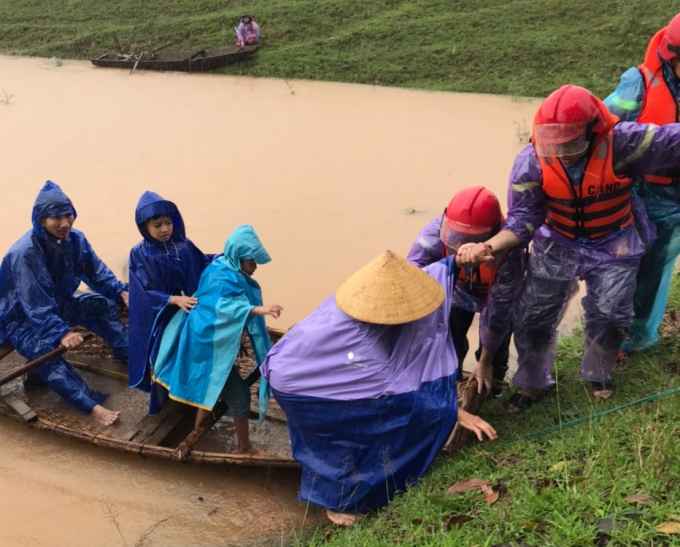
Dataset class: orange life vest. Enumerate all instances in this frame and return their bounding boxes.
[637,27,680,185]
[538,132,633,240]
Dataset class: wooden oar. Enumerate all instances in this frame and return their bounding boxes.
[0,333,93,387]
[129,51,144,75]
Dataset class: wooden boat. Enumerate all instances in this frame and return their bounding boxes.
[0,328,299,468]
[0,325,507,468]
[90,45,258,73]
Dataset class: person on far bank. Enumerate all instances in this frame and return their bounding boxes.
[407,186,526,395]
[0,181,128,426]
[605,13,680,360]
[236,14,259,47]
[459,84,680,411]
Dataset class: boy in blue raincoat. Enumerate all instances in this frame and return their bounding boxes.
[0,181,128,425]
[128,191,215,413]
[153,225,282,454]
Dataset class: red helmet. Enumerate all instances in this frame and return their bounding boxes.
[444,186,501,235]
[659,13,680,61]
[533,85,609,157]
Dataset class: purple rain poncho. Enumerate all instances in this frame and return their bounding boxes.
[505,121,680,389]
[407,215,525,354]
[236,19,259,44]
[261,259,459,513]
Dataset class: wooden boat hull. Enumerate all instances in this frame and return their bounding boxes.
[0,327,299,468]
[91,45,258,73]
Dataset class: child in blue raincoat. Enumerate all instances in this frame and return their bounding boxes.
[128,191,215,414]
[153,225,282,454]
[0,181,128,425]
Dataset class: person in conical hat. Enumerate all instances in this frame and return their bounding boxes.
[260,250,496,526]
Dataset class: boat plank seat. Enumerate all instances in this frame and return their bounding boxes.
[124,400,189,444]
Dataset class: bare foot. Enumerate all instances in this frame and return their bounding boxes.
[195,408,210,428]
[326,510,359,526]
[592,388,614,400]
[91,405,120,426]
[237,442,261,455]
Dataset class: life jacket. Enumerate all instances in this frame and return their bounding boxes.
[637,27,680,185]
[531,94,634,240]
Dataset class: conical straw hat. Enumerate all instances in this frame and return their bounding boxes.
[335,250,444,325]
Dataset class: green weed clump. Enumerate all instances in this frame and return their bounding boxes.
[1,1,680,97]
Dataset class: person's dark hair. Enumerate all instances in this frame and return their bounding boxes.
[140,213,172,232]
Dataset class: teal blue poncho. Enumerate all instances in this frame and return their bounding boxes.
[153,225,272,418]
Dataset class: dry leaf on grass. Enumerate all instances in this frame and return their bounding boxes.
[624,494,654,505]
[657,521,680,534]
[549,460,568,472]
[445,478,492,495]
[442,514,474,529]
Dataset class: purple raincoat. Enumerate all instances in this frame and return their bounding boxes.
[506,121,680,389]
[261,260,459,513]
[407,215,525,353]
[236,20,259,44]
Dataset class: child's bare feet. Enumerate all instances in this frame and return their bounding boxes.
[237,442,261,455]
[91,405,119,426]
[326,510,359,526]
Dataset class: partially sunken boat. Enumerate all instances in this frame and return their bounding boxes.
[0,328,299,468]
[91,45,258,73]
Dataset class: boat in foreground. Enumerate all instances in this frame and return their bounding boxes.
[0,327,298,468]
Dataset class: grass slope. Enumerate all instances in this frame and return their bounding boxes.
[290,276,680,547]
[1,1,680,97]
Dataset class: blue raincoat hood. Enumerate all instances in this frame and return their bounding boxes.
[134,191,186,247]
[32,181,77,234]
[223,225,271,272]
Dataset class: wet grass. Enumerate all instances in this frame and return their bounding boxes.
[1,1,680,97]
[285,274,680,546]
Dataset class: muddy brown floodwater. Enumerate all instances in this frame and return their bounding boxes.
[0,55,585,546]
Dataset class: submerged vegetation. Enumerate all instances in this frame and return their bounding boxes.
[0,1,679,97]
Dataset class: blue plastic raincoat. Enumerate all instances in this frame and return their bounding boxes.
[153,225,272,418]
[0,181,128,413]
[128,192,214,395]
[605,59,680,351]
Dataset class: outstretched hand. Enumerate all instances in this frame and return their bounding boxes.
[457,409,497,441]
[469,360,494,395]
[253,304,283,319]
[457,242,494,267]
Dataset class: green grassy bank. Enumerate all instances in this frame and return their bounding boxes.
[1,1,680,97]
[286,276,680,547]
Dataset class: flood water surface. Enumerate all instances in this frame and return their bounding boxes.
[0,55,584,545]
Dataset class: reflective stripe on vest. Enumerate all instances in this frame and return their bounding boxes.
[539,133,634,240]
[638,30,680,185]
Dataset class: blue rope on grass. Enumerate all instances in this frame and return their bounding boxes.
[508,386,680,442]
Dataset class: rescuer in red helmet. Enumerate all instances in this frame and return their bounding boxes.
[605,13,680,359]
[407,186,526,396]
[459,84,680,412]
